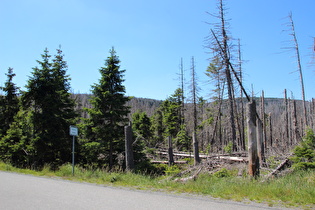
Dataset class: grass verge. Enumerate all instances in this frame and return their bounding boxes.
[0,161,314,209]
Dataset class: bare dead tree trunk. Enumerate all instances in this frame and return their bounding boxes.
[219,0,237,151]
[238,39,245,151]
[260,91,267,153]
[247,100,260,178]
[284,89,289,145]
[292,100,301,144]
[257,117,264,165]
[190,56,200,165]
[180,57,185,126]
[288,12,307,128]
[192,132,200,165]
[125,122,134,172]
[168,136,174,166]
[269,113,273,149]
[231,83,242,151]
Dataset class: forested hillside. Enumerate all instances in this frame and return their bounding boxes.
[74,93,315,155]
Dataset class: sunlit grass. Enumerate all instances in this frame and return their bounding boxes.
[0,161,314,208]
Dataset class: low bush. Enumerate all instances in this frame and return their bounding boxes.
[290,129,315,170]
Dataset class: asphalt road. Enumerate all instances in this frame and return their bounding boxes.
[0,171,287,210]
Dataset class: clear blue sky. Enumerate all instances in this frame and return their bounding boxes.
[1,0,314,101]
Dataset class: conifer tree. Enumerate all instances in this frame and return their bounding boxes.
[161,88,189,150]
[0,67,24,166]
[132,111,153,147]
[150,109,164,147]
[22,48,77,168]
[85,47,130,170]
[0,67,20,136]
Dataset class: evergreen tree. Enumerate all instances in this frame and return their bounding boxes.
[290,129,315,170]
[0,67,20,137]
[161,88,189,150]
[150,109,164,147]
[22,48,77,168]
[84,47,130,170]
[0,109,33,167]
[132,111,153,146]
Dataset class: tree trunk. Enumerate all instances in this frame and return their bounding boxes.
[192,132,200,165]
[269,113,273,149]
[125,122,134,172]
[247,100,260,177]
[191,56,200,165]
[284,89,289,145]
[260,91,267,153]
[288,12,307,128]
[292,100,301,144]
[238,39,245,151]
[257,118,264,165]
[219,0,236,151]
[168,136,174,166]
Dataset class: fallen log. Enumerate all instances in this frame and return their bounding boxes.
[150,160,188,164]
[216,156,248,162]
[174,167,203,183]
[266,158,291,178]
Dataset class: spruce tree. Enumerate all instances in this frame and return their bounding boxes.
[85,47,130,170]
[161,88,190,150]
[22,48,77,168]
[0,67,24,166]
[132,111,153,147]
[0,67,20,137]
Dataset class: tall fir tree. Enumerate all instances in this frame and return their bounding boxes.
[22,48,77,168]
[132,111,153,147]
[161,88,190,150]
[0,67,24,166]
[84,47,130,170]
[0,67,20,137]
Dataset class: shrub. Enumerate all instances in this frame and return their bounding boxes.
[214,168,231,178]
[224,142,233,154]
[290,129,315,170]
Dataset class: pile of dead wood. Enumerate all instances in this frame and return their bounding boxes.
[158,153,293,183]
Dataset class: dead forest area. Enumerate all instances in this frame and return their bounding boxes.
[74,93,315,179]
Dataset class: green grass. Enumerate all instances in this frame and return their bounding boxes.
[0,161,314,208]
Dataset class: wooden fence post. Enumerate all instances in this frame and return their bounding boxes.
[193,131,201,165]
[247,101,260,177]
[168,136,174,166]
[125,122,134,172]
[257,118,265,165]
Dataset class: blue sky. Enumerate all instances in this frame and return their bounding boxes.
[0,0,314,101]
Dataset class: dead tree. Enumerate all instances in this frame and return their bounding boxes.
[247,100,260,178]
[269,113,273,149]
[292,100,301,144]
[238,39,246,151]
[284,89,290,145]
[190,56,200,165]
[125,122,134,171]
[168,136,174,166]
[206,56,224,151]
[209,0,237,151]
[179,58,185,126]
[287,12,308,128]
[260,91,267,152]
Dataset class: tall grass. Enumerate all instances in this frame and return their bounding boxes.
[0,161,314,208]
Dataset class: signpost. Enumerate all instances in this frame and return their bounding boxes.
[69,125,78,175]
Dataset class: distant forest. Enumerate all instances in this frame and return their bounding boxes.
[75,93,315,154]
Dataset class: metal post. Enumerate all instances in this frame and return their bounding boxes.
[72,135,75,176]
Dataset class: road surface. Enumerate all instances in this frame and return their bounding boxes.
[0,171,288,210]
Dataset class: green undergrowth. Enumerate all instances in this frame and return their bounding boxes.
[0,161,314,208]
